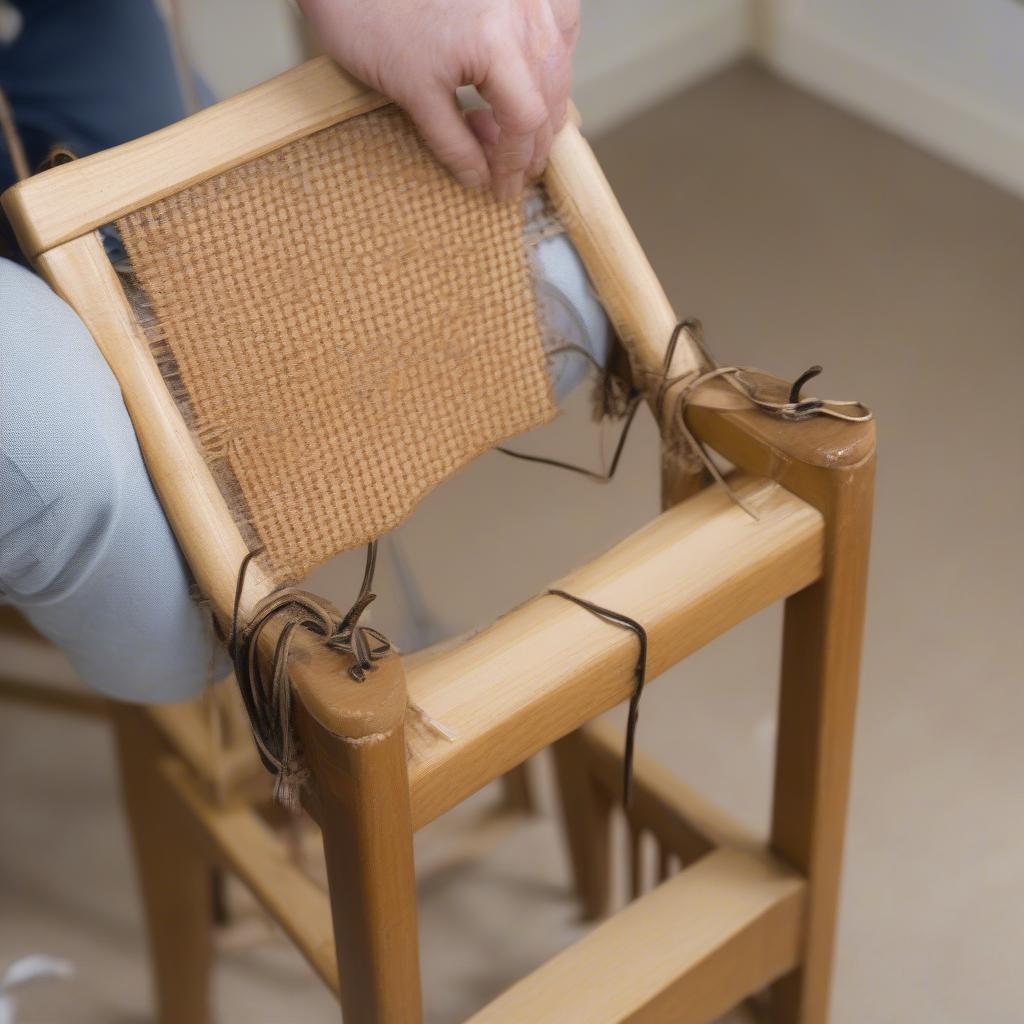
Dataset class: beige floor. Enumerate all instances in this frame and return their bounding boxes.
[2,61,1023,1023]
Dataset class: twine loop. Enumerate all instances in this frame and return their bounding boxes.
[228,541,390,807]
[650,319,873,519]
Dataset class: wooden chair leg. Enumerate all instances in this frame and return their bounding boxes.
[678,371,876,1022]
[768,448,875,1023]
[552,729,614,921]
[113,704,214,1024]
[499,762,537,815]
[297,655,422,1024]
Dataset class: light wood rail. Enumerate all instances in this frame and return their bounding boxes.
[469,847,805,1024]
[2,57,387,260]
[407,473,824,828]
[36,233,269,623]
[545,121,704,383]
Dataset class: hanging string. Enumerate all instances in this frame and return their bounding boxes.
[497,341,642,482]
[496,394,641,481]
[549,589,648,809]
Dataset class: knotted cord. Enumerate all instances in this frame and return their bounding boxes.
[228,542,390,807]
[646,318,873,519]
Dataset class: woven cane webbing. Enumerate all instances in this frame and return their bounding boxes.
[118,104,556,582]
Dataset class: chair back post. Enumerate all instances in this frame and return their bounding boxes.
[543,121,710,509]
[684,384,876,1023]
[294,647,422,1024]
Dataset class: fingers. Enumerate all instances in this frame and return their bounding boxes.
[527,116,554,181]
[398,1,577,200]
[297,0,578,199]
[478,50,549,200]
[527,8,572,177]
[516,2,573,184]
[465,106,500,153]
[403,86,492,190]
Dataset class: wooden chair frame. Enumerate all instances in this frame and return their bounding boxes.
[2,57,875,1024]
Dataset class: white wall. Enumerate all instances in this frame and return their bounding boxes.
[760,0,1024,197]
[573,0,749,133]
[171,0,304,100]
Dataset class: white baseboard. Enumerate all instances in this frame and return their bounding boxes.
[575,0,751,137]
[762,17,1024,200]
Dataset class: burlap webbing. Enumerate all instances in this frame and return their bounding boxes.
[118,104,556,582]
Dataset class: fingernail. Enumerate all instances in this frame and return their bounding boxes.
[457,168,484,189]
[495,173,523,203]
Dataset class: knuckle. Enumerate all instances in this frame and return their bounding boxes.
[505,96,548,135]
[433,138,476,171]
[557,12,580,41]
[476,13,508,59]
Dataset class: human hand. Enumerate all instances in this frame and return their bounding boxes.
[298,0,579,200]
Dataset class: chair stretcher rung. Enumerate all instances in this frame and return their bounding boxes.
[161,760,339,995]
[580,718,758,863]
[468,847,805,1024]
[407,472,823,829]
[149,702,265,802]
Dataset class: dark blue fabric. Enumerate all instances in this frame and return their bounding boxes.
[0,0,189,191]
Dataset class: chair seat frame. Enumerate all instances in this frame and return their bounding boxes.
[2,56,875,1024]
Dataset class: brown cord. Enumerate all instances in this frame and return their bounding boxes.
[496,393,640,481]
[646,319,873,520]
[549,589,648,809]
[497,341,642,481]
[228,542,390,808]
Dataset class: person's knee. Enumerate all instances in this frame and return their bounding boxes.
[0,258,219,701]
[0,259,127,600]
